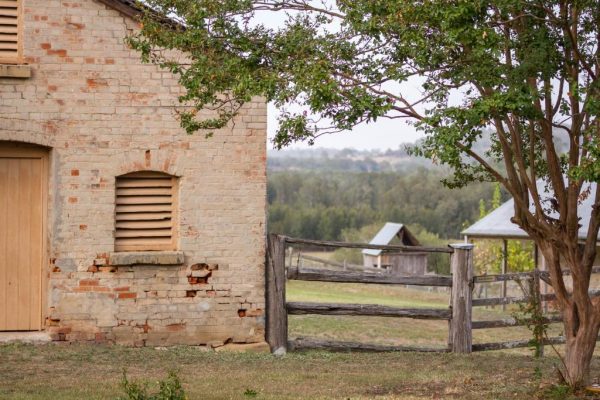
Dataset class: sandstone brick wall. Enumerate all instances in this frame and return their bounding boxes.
[0,0,267,346]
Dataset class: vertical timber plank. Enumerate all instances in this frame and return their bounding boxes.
[532,269,544,357]
[502,239,508,311]
[447,262,453,350]
[6,159,19,329]
[17,158,32,329]
[29,159,43,330]
[0,159,7,329]
[450,243,474,353]
[266,234,287,354]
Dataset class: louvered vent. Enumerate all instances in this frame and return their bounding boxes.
[115,171,178,251]
[0,0,21,63]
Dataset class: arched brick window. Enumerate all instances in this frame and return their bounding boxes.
[115,171,178,251]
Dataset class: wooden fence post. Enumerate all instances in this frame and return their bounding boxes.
[266,234,288,355]
[502,239,508,311]
[532,269,544,357]
[450,243,474,353]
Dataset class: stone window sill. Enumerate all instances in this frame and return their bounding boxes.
[0,64,31,79]
[109,251,185,266]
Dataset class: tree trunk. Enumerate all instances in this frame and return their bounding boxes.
[537,241,600,388]
[563,312,600,388]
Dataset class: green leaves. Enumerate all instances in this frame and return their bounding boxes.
[129,0,598,194]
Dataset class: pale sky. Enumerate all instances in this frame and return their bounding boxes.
[258,4,428,151]
[266,103,425,151]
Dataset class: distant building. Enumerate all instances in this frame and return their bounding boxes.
[462,180,600,269]
[462,180,600,304]
[362,223,428,275]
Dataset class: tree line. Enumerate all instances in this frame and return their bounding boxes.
[267,167,502,242]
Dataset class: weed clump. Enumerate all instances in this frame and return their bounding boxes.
[119,370,186,400]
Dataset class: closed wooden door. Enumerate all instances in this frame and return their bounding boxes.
[0,143,47,331]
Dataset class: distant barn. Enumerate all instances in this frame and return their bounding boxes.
[362,223,428,275]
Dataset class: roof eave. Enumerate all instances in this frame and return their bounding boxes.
[97,0,142,20]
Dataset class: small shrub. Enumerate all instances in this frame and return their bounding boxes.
[243,388,258,398]
[541,384,574,400]
[513,275,548,358]
[119,370,186,400]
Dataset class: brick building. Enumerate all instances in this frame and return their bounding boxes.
[0,0,267,346]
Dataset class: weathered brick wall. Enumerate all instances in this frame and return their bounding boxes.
[0,0,267,346]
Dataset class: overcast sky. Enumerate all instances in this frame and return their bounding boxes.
[266,104,425,151]
[258,4,429,152]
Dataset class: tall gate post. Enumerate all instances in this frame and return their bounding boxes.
[266,234,288,355]
[449,243,474,353]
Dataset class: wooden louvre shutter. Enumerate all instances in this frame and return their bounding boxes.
[115,172,178,251]
[0,0,22,64]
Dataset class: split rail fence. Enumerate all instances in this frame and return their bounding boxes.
[471,266,600,352]
[266,234,600,355]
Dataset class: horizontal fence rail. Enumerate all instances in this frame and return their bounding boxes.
[298,254,382,273]
[267,234,600,356]
[473,289,600,307]
[288,266,453,287]
[473,266,600,285]
[282,236,455,254]
[288,338,450,353]
[473,295,528,307]
[470,268,600,354]
[266,234,465,355]
[472,314,563,329]
[473,271,537,284]
[472,336,569,352]
[287,302,451,320]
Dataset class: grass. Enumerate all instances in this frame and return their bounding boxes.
[0,343,596,399]
[0,266,588,399]
[287,280,565,349]
[287,280,450,308]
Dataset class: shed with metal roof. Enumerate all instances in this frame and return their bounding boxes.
[362,223,427,275]
[462,180,597,241]
[461,180,600,303]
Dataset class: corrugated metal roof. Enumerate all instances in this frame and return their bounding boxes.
[462,180,597,241]
[362,222,404,256]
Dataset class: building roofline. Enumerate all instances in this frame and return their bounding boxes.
[97,0,143,20]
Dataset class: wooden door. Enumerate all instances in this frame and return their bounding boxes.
[0,143,47,331]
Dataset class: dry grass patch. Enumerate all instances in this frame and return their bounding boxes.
[0,343,592,399]
[287,280,565,350]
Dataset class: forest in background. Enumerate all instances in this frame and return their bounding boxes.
[267,146,534,276]
[267,146,505,242]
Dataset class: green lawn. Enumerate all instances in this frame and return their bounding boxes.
[0,275,580,399]
[287,280,450,308]
[287,280,564,349]
[0,343,594,399]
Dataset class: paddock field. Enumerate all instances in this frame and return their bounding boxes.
[287,269,565,349]
[0,343,596,399]
[0,269,595,400]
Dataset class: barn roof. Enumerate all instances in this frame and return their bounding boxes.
[362,223,420,256]
[462,180,598,241]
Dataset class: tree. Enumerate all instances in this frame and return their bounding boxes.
[129,0,600,387]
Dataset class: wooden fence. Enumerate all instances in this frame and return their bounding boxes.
[266,234,462,354]
[265,234,600,355]
[471,267,600,352]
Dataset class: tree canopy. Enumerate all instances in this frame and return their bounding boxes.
[129,0,600,387]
